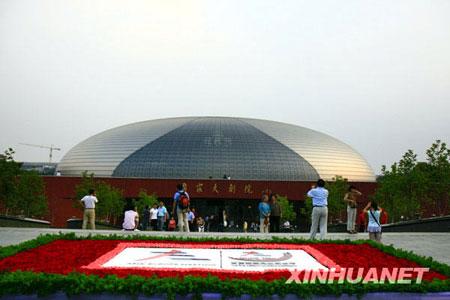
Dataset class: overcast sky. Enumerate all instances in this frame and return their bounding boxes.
[1,0,449,174]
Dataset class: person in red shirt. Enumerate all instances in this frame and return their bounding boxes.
[168,217,176,231]
[380,210,389,224]
[356,210,367,232]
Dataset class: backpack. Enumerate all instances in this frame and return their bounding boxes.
[177,192,190,210]
[168,219,176,230]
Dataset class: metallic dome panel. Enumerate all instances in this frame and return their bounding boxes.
[242,118,376,182]
[57,117,196,176]
[112,117,319,180]
[58,117,375,182]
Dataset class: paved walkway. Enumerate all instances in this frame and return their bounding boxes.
[1,228,449,265]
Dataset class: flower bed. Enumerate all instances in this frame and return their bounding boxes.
[0,233,449,299]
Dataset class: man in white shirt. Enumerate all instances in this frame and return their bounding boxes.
[123,206,139,231]
[80,189,98,230]
[307,179,329,240]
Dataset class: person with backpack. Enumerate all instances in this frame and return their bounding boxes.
[363,201,383,242]
[172,183,190,232]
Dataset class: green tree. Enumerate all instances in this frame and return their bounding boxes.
[375,150,423,222]
[375,140,450,222]
[327,176,349,224]
[74,171,124,225]
[95,182,124,224]
[425,140,450,215]
[16,170,48,218]
[0,148,48,218]
[396,150,423,219]
[75,171,96,201]
[0,148,21,215]
[277,195,296,223]
[298,193,313,231]
[137,190,159,216]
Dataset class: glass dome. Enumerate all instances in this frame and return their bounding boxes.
[58,117,375,182]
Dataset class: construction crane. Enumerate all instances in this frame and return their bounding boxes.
[20,143,61,163]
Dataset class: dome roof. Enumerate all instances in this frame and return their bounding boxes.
[58,117,375,182]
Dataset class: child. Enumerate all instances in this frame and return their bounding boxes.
[243,221,248,233]
[196,217,205,232]
[168,217,176,231]
[363,201,382,242]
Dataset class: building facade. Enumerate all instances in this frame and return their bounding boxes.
[41,117,378,228]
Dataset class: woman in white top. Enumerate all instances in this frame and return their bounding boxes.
[149,204,158,230]
[363,201,382,242]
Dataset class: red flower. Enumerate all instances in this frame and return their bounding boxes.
[0,240,446,282]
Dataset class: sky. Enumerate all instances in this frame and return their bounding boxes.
[0,0,449,174]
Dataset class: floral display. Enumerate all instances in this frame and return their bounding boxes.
[0,234,448,298]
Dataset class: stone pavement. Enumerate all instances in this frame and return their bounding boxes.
[0,228,449,265]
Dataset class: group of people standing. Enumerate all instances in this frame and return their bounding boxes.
[122,201,171,231]
[123,184,199,232]
[141,183,239,233]
[257,194,282,233]
[79,180,383,242]
[307,179,383,242]
[171,183,237,233]
[141,202,170,231]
